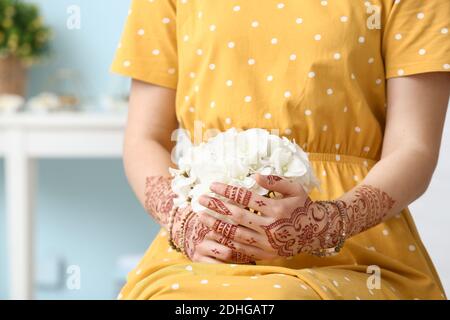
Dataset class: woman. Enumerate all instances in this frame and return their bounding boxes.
[111,0,449,299]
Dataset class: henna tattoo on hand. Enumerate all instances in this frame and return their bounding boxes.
[231,250,254,264]
[206,197,233,216]
[266,175,283,186]
[261,198,333,256]
[182,213,211,259]
[212,219,238,239]
[255,200,267,207]
[260,184,395,257]
[218,236,237,249]
[224,186,252,206]
[215,235,254,264]
[144,177,253,263]
[144,176,177,227]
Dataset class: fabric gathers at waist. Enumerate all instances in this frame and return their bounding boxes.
[306,152,378,167]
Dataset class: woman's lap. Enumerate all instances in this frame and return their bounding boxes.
[119,260,404,300]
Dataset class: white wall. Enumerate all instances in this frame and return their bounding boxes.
[410,101,450,296]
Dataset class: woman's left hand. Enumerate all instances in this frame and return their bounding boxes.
[198,174,343,263]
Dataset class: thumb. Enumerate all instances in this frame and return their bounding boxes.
[255,174,305,197]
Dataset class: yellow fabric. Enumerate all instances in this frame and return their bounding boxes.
[111,0,449,300]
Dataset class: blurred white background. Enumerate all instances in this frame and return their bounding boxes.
[411,104,450,295]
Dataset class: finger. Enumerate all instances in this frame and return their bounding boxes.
[205,231,276,261]
[255,174,306,197]
[198,239,255,264]
[198,195,269,231]
[198,212,266,249]
[195,255,223,264]
[209,182,278,213]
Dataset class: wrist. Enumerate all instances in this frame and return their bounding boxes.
[144,176,177,227]
[170,207,185,249]
[332,184,396,237]
[324,200,346,247]
[310,200,348,256]
[171,206,195,253]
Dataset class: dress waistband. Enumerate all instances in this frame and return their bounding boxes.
[307,152,378,167]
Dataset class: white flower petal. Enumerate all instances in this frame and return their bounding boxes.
[171,128,320,210]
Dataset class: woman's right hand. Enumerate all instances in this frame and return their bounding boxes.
[172,206,256,264]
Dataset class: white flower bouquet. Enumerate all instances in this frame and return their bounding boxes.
[170,128,320,217]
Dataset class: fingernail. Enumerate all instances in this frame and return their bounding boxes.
[209,182,223,191]
[198,195,210,204]
[210,182,221,190]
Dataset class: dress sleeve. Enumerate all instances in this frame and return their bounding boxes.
[382,0,450,79]
[110,0,178,89]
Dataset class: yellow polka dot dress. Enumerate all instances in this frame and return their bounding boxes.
[111,0,449,300]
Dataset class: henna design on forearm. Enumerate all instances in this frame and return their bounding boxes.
[206,197,233,216]
[224,186,252,206]
[340,184,395,237]
[260,184,395,257]
[144,176,177,227]
[212,219,238,239]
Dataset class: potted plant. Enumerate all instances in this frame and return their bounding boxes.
[0,0,50,97]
